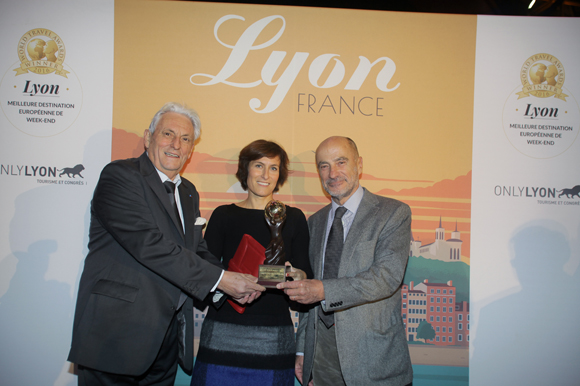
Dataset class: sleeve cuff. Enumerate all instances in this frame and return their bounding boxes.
[211,270,225,302]
[211,270,224,292]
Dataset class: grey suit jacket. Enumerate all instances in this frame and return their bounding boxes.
[297,188,413,385]
[68,153,223,376]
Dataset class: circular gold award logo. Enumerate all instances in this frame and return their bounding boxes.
[13,28,69,78]
[517,53,567,101]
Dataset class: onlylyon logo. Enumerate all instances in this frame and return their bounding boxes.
[1,163,85,185]
[494,184,580,206]
[190,15,399,113]
[557,185,580,199]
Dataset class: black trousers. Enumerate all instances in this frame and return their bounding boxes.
[78,313,179,386]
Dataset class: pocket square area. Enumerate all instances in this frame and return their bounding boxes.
[195,217,207,225]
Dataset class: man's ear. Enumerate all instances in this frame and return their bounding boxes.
[143,129,151,150]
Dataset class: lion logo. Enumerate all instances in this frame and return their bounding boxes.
[557,185,580,199]
[58,164,85,178]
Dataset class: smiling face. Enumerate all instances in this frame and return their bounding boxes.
[246,156,281,201]
[316,137,362,205]
[144,112,195,180]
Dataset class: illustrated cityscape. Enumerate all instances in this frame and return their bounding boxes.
[403,217,470,346]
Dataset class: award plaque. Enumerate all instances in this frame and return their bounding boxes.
[258,200,288,288]
[258,265,290,288]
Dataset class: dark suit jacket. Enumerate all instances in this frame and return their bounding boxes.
[297,189,413,385]
[68,153,223,376]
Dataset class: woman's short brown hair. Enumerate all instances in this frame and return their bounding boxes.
[236,140,289,193]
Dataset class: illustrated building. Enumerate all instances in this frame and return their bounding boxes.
[410,217,463,261]
[401,279,470,346]
[401,283,427,341]
[193,306,208,356]
[455,300,470,346]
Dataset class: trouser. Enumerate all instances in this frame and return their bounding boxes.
[312,319,346,386]
[78,313,179,386]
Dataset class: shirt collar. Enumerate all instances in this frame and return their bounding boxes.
[153,165,182,187]
[147,151,182,187]
[331,184,364,215]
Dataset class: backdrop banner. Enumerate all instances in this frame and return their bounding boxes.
[0,1,114,385]
[112,2,475,383]
[470,15,580,386]
[0,1,578,385]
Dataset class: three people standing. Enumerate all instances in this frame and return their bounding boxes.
[68,101,412,386]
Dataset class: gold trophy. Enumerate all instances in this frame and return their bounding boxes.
[258,200,289,288]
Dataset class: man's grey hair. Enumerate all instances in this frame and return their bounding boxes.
[148,102,201,140]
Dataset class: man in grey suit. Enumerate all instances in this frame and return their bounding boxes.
[68,102,264,385]
[278,136,413,386]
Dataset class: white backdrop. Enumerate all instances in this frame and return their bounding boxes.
[0,1,114,385]
[470,16,580,385]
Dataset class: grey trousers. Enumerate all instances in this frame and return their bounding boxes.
[312,318,346,386]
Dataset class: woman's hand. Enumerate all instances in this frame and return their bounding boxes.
[285,261,307,281]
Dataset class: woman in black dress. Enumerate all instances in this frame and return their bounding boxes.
[191,140,312,386]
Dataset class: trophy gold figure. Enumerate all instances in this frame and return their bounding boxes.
[258,200,289,288]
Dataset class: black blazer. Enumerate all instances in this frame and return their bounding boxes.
[68,153,223,376]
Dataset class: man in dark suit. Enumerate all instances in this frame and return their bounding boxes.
[278,136,413,386]
[68,102,264,386]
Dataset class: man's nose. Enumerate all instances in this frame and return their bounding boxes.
[328,166,338,178]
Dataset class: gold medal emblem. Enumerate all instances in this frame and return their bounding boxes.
[516,53,567,101]
[13,28,69,78]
